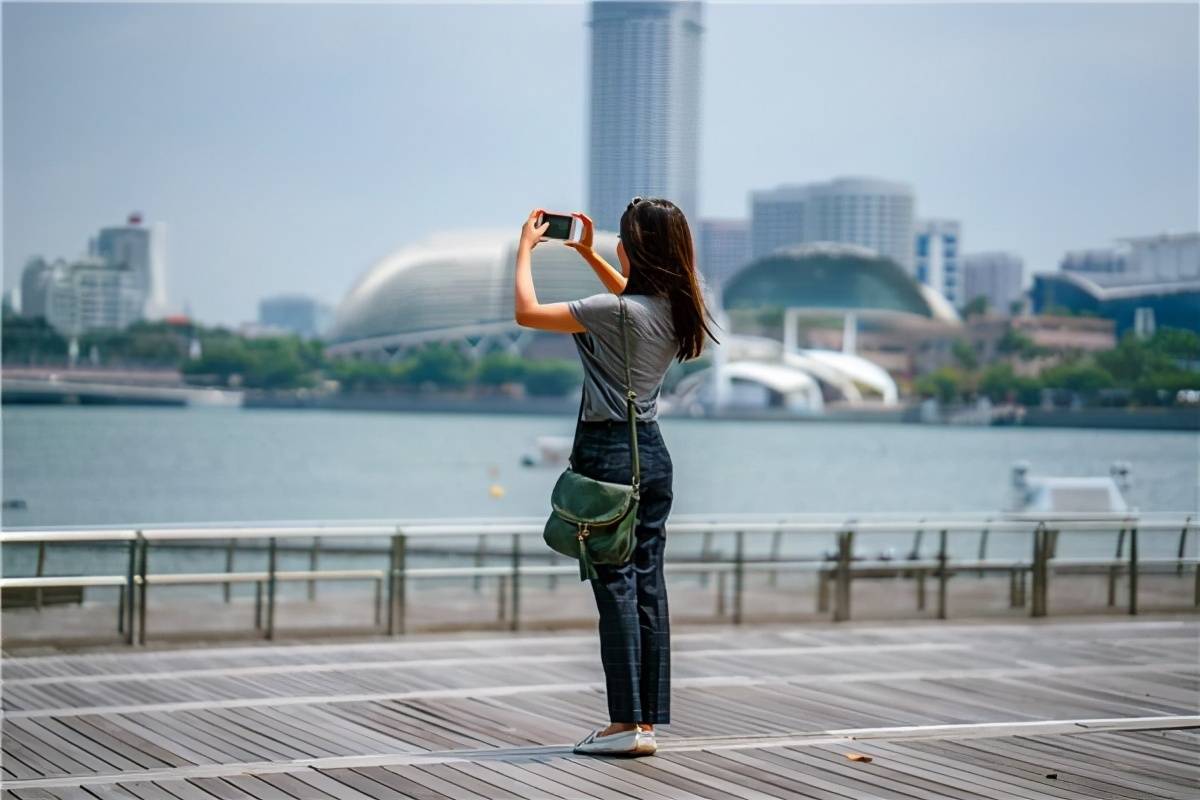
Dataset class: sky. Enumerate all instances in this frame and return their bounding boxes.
[4,1,1197,327]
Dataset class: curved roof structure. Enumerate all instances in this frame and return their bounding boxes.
[328,229,619,351]
[722,242,962,327]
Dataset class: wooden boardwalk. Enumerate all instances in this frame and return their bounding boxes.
[2,617,1198,799]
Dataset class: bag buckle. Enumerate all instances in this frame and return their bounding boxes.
[577,522,590,542]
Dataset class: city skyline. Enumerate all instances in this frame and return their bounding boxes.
[4,1,1196,327]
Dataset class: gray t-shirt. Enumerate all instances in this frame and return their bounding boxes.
[567,292,677,422]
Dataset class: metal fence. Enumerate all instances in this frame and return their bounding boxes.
[1,511,1195,645]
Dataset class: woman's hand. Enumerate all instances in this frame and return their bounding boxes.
[564,211,595,255]
[520,208,550,251]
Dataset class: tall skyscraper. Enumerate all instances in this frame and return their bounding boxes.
[963,252,1024,316]
[750,177,916,270]
[587,1,704,232]
[914,219,962,305]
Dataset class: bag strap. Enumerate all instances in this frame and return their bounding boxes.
[617,295,640,494]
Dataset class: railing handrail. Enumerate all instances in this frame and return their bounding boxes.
[1,511,1195,544]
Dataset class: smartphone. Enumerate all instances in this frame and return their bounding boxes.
[538,211,576,241]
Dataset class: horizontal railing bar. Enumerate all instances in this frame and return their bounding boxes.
[6,557,1196,592]
[0,576,129,589]
[2,513,1194,545]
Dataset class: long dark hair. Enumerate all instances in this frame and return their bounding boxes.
[619,197,720,361]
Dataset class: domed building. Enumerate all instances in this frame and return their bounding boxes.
[326,229,621,358]
[670,242,964,415]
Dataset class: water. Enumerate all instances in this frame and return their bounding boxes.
[3,405,1197,576]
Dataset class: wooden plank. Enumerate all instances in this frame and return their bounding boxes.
[317,766,451,800]
[257,770,385,800]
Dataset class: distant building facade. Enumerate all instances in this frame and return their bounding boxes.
[44,257,146,336]
[587,1,703,232]
[697,218,751,292]
[914,219,962,307]
[259,294,333,339]
[1034,232,1200,337]
[750,177,916,271]
[17,212,166,335]
[963,251,1024,316]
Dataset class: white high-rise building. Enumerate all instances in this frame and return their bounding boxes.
[45,257,145,336]
[750,177,916,271]
[587,1,704,232]
[963,252,1024,316]
[914,219,962,306]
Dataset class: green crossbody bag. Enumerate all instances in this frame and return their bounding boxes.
[543,294,641,581]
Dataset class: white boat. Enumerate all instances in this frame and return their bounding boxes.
[1008,459,1133,513]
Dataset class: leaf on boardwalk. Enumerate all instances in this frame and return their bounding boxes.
[846,752,873,763]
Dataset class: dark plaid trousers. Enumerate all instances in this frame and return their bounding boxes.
[569,418,673,725]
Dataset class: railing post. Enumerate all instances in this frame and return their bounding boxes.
[265,537,278,640]
[937,528,948,620]
[374,577,384,627]
[224,538,236,603]
[768,527,782,588]
[733,530,745,625]
[1177,516,1191,577]
[34,540,46,610]
[976,525,989,578]
[1128,525,1138,616]
[123,536,137,645]
[474,535,486,592]
[254,582,263,630]
[699,530,714,587]
[715,571,726,617]
[1030,524,1045,618]
[510,534,521,632]
[136,532,148,645]
[833,529,853,622]
[387,531,407,636]
[308,536,320,602]
[1108,527,1126,607]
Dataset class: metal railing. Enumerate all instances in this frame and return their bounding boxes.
[1,511,1196,645]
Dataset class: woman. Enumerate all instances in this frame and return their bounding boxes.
[513,197,720,756]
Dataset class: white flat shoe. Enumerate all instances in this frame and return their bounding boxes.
[572,727,656,756]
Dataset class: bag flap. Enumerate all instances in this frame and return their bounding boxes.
[550,468,635,525]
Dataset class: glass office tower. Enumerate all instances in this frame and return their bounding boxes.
[587,1,704,232]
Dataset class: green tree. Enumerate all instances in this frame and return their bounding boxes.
[403,343,471,390]
[522,360,582,397]
[961,295,989,319]
[1,313,68,364]
[914,367,964,404]
[474,352,526,387]
[951,338,979,371]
